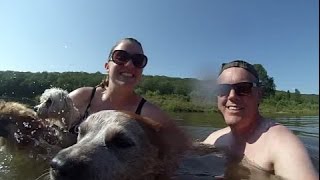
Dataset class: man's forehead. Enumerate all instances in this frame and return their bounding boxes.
[217,67,256,83]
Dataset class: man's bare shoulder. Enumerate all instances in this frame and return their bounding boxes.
[203,127,231,144]
[257,119,302,150]
[264,121,298,143]
[264,120,318,179]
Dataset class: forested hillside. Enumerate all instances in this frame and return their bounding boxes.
[0,69,318,114]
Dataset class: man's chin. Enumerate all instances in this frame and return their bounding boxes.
[224,116,242,126]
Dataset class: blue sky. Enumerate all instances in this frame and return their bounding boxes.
[0,0,318,94]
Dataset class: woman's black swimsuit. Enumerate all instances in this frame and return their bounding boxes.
[69,87,146,134]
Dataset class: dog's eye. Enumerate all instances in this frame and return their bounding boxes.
[107,133,135,149]
[77,125,86,139]
[45,98,52,107]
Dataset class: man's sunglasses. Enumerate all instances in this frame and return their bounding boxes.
[110,50,148,68]
[216,82,259,96]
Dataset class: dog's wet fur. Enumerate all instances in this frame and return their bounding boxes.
[49,110,191,180]
[34,87,80,131]
[0,100,76,158]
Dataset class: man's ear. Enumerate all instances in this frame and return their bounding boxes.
[104,62,109,70]
[257,87,263,105]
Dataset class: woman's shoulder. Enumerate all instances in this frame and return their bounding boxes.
[141,101,166,116]
[139,100,173,126]
[69,87,97,111]
[69,87,95,99]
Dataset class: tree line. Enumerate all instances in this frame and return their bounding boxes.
[0,64,318,115]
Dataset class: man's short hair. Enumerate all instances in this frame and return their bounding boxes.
[219,60,260,82]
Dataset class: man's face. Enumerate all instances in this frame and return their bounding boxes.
[217,67,261,127]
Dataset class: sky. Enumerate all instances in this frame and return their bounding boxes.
[0,0,318,94]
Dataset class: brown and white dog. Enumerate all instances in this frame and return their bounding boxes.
[49,110,193,180]
[0,100,76,158]
[0,101,61,158]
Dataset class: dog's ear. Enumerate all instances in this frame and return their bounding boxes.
[118,111,167,156]
[118,111,163,132]
[119,111,191,159]
[64,96,74,109]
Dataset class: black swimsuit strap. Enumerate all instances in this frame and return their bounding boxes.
[135,98,146,115]
[69,87,96,134]
[82,87,97,120]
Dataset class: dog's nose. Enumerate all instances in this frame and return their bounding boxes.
[33,106,39,112]
[50,153,88,179]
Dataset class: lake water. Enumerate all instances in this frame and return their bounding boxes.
[0,114,319,180]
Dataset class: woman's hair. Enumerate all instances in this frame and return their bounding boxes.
[97,38,143,88]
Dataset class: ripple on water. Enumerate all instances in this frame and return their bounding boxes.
[0,148,49,180]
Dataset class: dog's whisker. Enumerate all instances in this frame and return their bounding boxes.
[35,169,50,180]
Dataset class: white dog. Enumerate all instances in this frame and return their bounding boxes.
[34,87,80,132]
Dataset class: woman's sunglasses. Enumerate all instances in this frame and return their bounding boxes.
[110,50,148,68]
[216,82,259,96]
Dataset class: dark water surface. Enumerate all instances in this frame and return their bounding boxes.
[0,114,319,180]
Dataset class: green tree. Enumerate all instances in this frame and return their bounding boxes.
[286,90,291,100]
[253,64,276,97]
[293,88,302,103]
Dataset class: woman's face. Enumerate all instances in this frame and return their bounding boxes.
[105,40,145,89]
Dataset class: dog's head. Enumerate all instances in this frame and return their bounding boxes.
[1,101,38,140]
[0,101,60,155]
[50,110,189,180]
[35,87,79,129]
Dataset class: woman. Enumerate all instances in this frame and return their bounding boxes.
[69,37,190,148]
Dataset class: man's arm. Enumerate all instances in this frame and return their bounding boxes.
[271,125,318,180]
[203,127,230,145]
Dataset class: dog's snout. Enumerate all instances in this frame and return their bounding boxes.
[50,156,65,171]
[50,153,89,179]
[33,106,39,112]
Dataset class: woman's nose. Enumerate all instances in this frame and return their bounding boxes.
[124,59,135,68]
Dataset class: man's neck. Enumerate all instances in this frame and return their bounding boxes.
[231,115,263,142]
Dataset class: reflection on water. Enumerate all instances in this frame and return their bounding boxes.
[0,149,49,180]
[223,161,283,180]
[0,115,319,179]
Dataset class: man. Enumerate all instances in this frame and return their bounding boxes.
[204,60,318,179]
